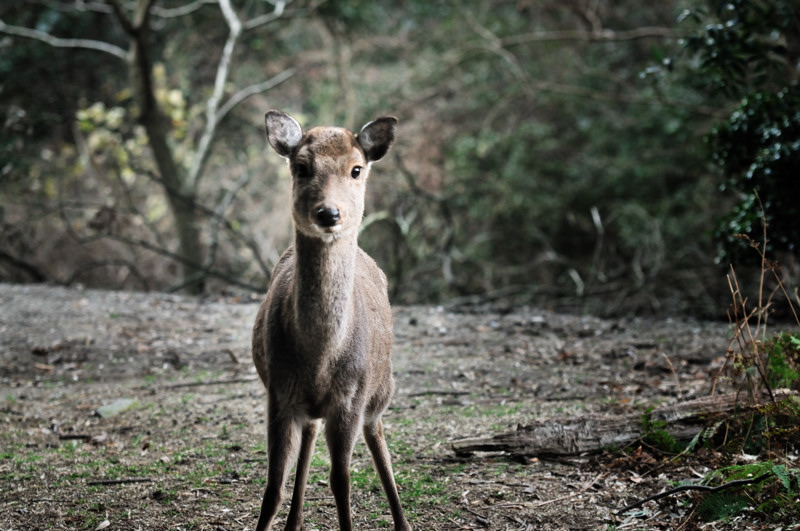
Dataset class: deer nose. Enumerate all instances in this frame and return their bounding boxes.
[315,206,340,227]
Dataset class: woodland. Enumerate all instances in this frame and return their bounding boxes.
[2,2,800,530]
[0,0,797,317]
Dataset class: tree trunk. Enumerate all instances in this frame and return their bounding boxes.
[451,391,796,457]
[122,0,205,294]
[164,189,205,294]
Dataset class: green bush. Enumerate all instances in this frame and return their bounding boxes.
[711,88,800,265]
[679,0,800,266]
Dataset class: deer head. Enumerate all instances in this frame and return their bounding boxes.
[265,111,397,243]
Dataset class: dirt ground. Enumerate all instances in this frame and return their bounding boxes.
[0,282,785,530]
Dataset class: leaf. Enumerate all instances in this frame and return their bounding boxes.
[771,464,791,491]
[95,398,138,419]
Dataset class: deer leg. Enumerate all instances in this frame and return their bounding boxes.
[363,419,411,531]
[256,411,301,531]
[325,414,361,531]
[284,419,320,531]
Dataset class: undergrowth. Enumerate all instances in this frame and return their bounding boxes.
[696,215,800,525]
[697,461,800,523]
[627,213,800,526]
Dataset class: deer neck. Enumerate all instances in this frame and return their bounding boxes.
[292,231,357,352]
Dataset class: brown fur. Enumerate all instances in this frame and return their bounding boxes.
[252,111,410,530]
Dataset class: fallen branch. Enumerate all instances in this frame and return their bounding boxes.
[163,377,257,389]
[405,390,471,398]
[452,390,797,457]
[87,477,152,486]
[615,472,773,515]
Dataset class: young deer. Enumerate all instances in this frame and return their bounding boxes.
[252,110,411,531]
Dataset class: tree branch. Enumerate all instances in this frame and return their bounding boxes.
[185,0,243,192]
[64,259,149,289]
[127,161,274,282]
[241,0,329,30]
[243,0,286,29]
[215,68,295,126]
[0,19,128,60]
[501,27,679,47]
[186,0,297,192]
[106,0,131,34]
[150,0,216,18]
[0,249,47,282]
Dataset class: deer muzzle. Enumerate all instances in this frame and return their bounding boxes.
[315,206,341,229]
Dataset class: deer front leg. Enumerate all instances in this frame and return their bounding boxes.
[256,410,300,531]
[325,414,361,531]
[284,419,320,531]
[363,419,411,531]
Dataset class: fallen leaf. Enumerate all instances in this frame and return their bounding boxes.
[95,398,138,418]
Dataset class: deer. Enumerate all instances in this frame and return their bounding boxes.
[251,110,411,531]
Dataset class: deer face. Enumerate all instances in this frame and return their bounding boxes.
[265,111,397,243]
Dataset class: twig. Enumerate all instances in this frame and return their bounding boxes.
[464,506,489,526]
[661,353,683,401]
[163,377,257,389]
[406,390,471,397]
[614,471,773,515]
[529,472,605,508]
[87,477,152,486]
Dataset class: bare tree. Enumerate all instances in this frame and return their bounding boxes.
[0,0,298,293]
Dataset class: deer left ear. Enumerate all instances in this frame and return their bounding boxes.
[357,116,398,163]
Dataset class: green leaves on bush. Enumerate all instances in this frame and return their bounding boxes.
[681,0,800,266]
[710,88,800,264]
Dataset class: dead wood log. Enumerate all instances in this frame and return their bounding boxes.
[452,390,797,457]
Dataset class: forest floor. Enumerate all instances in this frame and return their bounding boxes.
[0,283,795,530]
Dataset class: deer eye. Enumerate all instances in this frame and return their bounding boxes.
[294,163,310,179]
[350,166,362,179]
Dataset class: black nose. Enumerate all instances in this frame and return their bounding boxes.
[315,207,340,227]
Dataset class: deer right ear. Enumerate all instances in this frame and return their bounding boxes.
[265,110,303,158]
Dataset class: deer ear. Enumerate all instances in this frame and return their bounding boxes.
[357,116,398,163]
[265,110,303,158]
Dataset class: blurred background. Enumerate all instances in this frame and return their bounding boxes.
[1,0,797,317]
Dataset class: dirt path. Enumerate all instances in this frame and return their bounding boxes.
[1,283,750,530]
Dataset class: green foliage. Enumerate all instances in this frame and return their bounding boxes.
[317,0,382,27]
[759,394,800,444]
[765,332,800,389]
[0,4,125,193]
[430,2,716,311]
[639,408,682,453]
[696,491,750,522]
[710,88,800,264]
[679,0,800,266]
[699,461,800,523]
[682,0,796,98]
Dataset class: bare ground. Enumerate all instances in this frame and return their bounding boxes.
[0,282,783,530]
